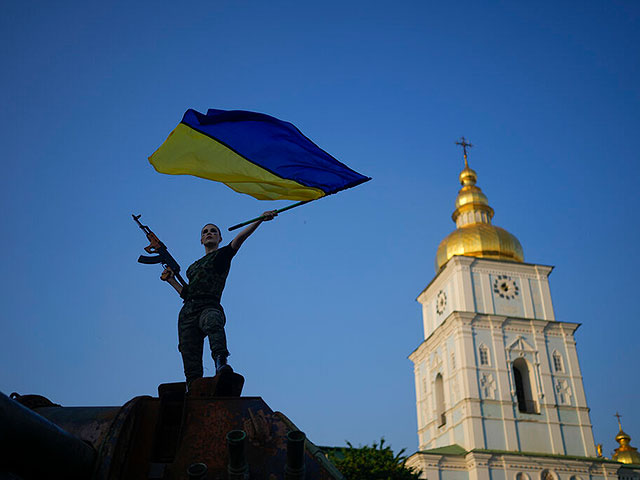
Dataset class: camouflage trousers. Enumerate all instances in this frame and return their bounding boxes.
[178,302,229,386]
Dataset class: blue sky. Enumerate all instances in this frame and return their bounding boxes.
[1,0,639,457]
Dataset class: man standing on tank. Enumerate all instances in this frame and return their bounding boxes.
[162,210,277,388]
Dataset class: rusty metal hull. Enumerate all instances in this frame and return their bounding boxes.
[3,376,343,480]
[167,396,333,479]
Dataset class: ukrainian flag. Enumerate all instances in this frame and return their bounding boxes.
[149,109,371,201]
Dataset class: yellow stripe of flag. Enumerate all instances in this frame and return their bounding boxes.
[149,124,325,201]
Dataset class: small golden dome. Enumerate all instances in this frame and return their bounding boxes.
[435,144,524,271]
[613,416,640,464]
[616,430,632,443]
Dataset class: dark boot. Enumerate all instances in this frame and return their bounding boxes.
[214,354,232,374]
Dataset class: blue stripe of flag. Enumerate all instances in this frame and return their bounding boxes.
[181,109,370,195]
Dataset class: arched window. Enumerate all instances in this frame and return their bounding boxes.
[552,351,564,373]
[541,470,556,480]
[513,358,537,413]
[435,373,446,427]
[479,345,490,366]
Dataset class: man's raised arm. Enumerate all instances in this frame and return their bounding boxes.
[230,210,278,251]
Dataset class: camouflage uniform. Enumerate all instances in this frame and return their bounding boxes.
[178,245,236,385]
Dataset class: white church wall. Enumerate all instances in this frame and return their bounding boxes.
[484,418,508,449]
[453,424,465,446]
[440,470,468,480]
[416,360,430,431]
[418,259,557,336]
[422,302,431,342]
[451,406,463,424]
[471,271,486,312]
[517,421,552,452]
[473,330,494,363]
[408,450,632,480]
[487,468,507,480]
[490,273,526,317]
[557,408,579,425]
[473,269,495,316]
[421,428,430,445]
[435,431,450,448]
[447,380,456,415]
[481,403,503,418]
[562,424,587,456]
[527,278,545,319]
[412,320,596,455]
[412,283,595,456]
[563,337,590,409]
[447,335,456,360]
[418,265,455,339]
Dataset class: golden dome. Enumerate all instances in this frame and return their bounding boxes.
[435,146,524,271]
[613,416,640,464]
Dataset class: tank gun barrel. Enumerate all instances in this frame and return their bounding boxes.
[285,430,306,480]
[0,391,96,479]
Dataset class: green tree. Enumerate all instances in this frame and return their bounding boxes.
[326,438,422,480]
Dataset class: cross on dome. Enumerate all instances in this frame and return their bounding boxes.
[616,412,623,430]
[455,136,473,167]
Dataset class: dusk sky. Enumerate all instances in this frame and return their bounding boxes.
[1,1,639,457]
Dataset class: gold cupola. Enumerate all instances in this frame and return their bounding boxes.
[435,139,524,271]
[613,414,640,464]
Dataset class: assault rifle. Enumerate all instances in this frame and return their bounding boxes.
[132,214,186,287]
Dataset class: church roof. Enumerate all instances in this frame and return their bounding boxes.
[435,140,523,271]
[418,444,467,455]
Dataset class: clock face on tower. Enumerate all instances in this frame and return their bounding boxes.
[436,290,447,315]
[493,275,519,300]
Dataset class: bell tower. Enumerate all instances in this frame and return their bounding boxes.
[409,141,596,456]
